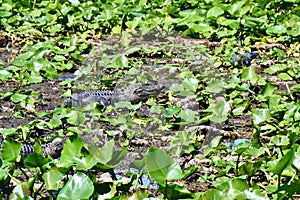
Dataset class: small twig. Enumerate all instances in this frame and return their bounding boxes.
[285,82,294,100]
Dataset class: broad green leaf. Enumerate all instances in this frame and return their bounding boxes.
[114,55,128,69]
[232,104,247,115]
[66,110,85,125]
[0,69,12,81]
[24,153,52,168]
[89,139,114,164]
[10,183,31,200]
[217,17,239,29]
[178,109,195,123]
[57,172,94,200]
[210,136,222,149]
[252,109,271,125]
[11,93,27,103]
[115,101,141,110]
[59,136,84,166]
[182,78,198,92]
[12,52,34,66]
[107,149,127,167]
[244,147,265,156]
[165,106,180,118]
[228,0,247,16]
[28,59,46,71]
[291,84,300,91]
[73,154,97,170]
[278,73,292,80]
[43,166,64,190]
[216,178,248,191]
[202,189,223,199]
[46,1,59,10]
[59,61,74,70]
[159,183,194,199]
[24,71,43,84]
[1,139,21,163]
[209,99,231,123]
[264,64,290,74]
[293,147,300,169]
[273,48,286,60]
[182,166,199,179]
[269,148,295,175]
[268,95,281,111]
[295,108,300,121]
[270,135,289,146]
[33,140,43,155]
[238,189,268,200]
[260,83,277,98]
[266,25,286,35]
[150,105,162,114]
[206,80,224,93]
[48,116,62,128]
[44,65,59,80]
[234,140,251,155]
[129,159,145,171]
[242,67,257,84]
[53,55,67,62]
[0,128,16,137]
[191,23,213,33]
[207,6,224,18]
[145,147,183,186]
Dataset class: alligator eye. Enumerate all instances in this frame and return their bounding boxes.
[134,88,144,94]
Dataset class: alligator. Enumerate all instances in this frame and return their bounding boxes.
[0,83,165,158]
[64,83,165,107]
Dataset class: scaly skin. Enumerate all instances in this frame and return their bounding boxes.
[64,83,165,107]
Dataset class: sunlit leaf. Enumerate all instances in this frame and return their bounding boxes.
[0,69,12,81]
[43,166,64,190]
[145,147,183,186]
[1,139,21,163]
[10,183,30,199]
[73,154,97,170]
[242,67,257,84]
[24,153,52,168]
[266,25,286,35]
[270,135,289,146]
[11,93,27,103]
[59,136,84,166]
[182,78,198,92]
[207,6,224,18]
[206,80,224,93]
[89,139,114,164]
[269,148,295,175]
[66,110,85,125]
[159,183,194,199]
[260,83,277,98]
[57,172,94,200]
[177,109,195,123]
[252,109,271,125]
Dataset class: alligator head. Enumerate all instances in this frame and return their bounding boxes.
[117,83,165,103]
